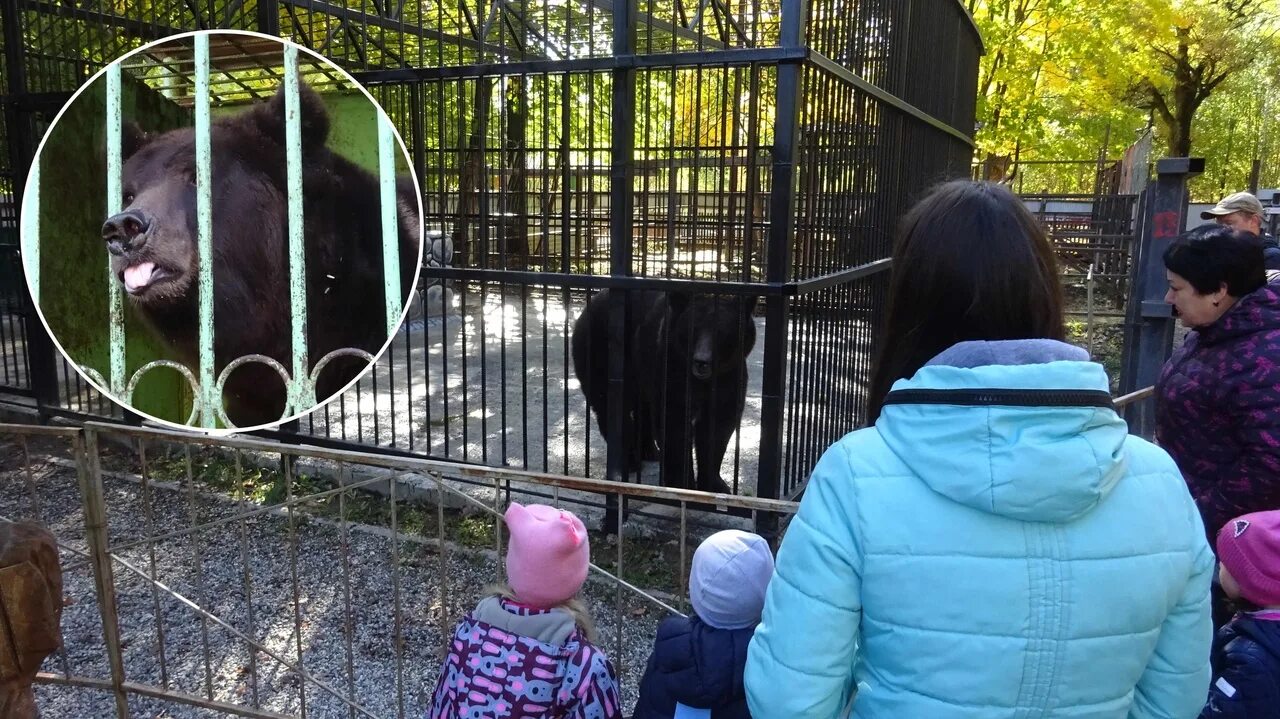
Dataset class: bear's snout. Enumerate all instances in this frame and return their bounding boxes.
[102,210,151,255]
[691,359,713,379]
[691,333,716,379]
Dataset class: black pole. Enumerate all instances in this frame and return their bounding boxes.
[602,0,636,535]
[755,0,806,543]
[1120,157,1204,439]
[3,0,61,420]
[257,0,280,35]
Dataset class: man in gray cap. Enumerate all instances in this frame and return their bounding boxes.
[1201,191,1280,272]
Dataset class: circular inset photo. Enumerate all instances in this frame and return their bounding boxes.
[19,30,425,434]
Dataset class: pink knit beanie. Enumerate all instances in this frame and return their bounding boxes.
[504,502,591,607]
[1216,510,1280,607]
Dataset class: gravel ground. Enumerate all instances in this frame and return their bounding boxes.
[1,434,666,719]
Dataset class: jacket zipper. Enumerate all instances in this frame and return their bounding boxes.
[882,388,1116,410]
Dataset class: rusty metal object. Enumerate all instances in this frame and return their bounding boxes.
[0,520,64,719]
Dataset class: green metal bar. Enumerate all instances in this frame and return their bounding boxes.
[21,158,37,300]
[195,35,217,429]
[378,111,402,337]
[106,63,125,398]
[284,44,313,416]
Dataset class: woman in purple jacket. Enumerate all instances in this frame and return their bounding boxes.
[1157,224,1280,623]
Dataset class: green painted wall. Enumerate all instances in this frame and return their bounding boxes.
[37,82,404,426]
[36,74,194,422]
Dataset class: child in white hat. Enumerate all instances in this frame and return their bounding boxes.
[633,529,775,719]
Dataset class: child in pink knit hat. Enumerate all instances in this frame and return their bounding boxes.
[428,502,623,719]
[1199,510,1280,718]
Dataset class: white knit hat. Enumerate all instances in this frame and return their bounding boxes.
[689,529,775,630]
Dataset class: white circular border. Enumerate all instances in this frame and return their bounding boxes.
[18,28,429,437]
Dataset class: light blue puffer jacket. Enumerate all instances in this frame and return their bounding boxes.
[745,340,1215,719]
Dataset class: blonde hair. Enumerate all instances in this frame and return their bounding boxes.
[485,583,598,644]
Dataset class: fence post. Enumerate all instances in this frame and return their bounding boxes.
[1119,157,1204,438]
[282,43,316,417]
[602,0,636,533]
[77,428,130,718]
[105,63,127,401]
[187,36,218,427]
[755,0,807,541]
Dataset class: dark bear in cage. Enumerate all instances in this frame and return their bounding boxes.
[100,80,422,428]
[571,288,758,504]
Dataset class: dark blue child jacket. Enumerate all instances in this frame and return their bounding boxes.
[633,614,756,719]
[1199,613,1280,718]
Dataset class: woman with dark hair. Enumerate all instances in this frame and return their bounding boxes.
[745,180,1214,718]
[1156,224,1280,623]
[865,180,1064,423]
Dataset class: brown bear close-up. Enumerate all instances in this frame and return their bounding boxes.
[99,79,423,429]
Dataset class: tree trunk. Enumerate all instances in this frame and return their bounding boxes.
[502,77,529,271]
[453,79,493,268]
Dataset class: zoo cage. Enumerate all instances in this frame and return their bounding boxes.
[0,0,982,514]
[1023,192,1141,313]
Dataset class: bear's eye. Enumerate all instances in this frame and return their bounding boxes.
[123,192,135,205]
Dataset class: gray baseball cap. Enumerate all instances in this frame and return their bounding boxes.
[1201,191,1265,220]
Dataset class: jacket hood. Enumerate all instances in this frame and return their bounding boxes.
[471,595,578,647]
[1236,614,1280,661]
[1200,284,1280,346]
[875,339,1128,523]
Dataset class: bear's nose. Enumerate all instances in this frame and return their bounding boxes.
[102,210,150,255]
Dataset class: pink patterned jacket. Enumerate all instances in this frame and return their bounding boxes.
[428,596,624,719]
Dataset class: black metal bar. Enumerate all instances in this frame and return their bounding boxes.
[281,0,540,58]
[806,52,974,147]
[754,0,806,540]
[2,0,60,418]
[4,91,74,112]
[18,0,182,40]
[1120,157,1204,438]
[601,0,638,533]
[950,0,985,53]
[256,0,280,35]
[349,47,809,85]
[419,266,781,293]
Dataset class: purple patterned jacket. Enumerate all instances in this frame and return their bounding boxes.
[428,596,624,719]
[1156,284,1280,547]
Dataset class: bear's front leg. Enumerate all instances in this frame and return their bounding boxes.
[693,366,748,495]
[659,396,697,490]
[694,404,736,495]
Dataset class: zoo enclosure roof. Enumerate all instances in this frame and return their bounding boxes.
[117,33,359,108]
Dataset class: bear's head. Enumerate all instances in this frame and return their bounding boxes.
[100,80,331,307]
[666,293,759,380]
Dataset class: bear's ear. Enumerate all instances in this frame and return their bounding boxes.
[249,77,330,150]
[121,120,150,161]
[95,121,149,169]
[741,294,759,317]
[666,291,691,316]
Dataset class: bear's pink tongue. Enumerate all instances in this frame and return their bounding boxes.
[123,262,155,292]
